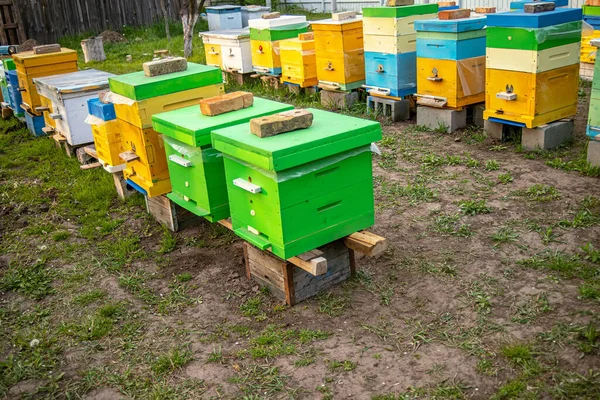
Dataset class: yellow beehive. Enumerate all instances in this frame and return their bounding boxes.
[38,94,56,130]
[417,56,486,109]
[484,63,579,128]
[92,120,124,169]
[312,17,365,89]
[250,39,281,70]
[120,119,171,197]
[279,34,318,87]
[12,48,78,115]
[203,43,223,68]
[581,31,600,63]
[113,83,224,129]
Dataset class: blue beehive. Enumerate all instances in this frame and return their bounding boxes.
[364,52,416,97]
[87,98,116,121]
[24,110,45,136]
[206,5,243,31]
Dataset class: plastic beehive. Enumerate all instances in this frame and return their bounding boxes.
[151,98,293,221]
[486,21,582,51]
[201,29,253,74]
[24,110,45,136]
[12,47,78,115]
[312,16,365,89]
[211,108,382,259]
[279,35,318,87]
[365,52,416,97]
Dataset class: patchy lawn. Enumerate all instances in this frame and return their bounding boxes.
[1,20,600,400]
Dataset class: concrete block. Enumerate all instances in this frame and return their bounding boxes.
[143,57,187,77]
[321,90,358,109]
[33,44,61,54]
[472,104,485,127]
[332,11,357,21]
[386,0,414,5]
[199,91,253,116]
[521,120,573,150]
[524,3,555,13]
[438,9,471,20]
[484,119,503,140]
[367,96,410,122]
[250,109,313,138]
[416,106,466,133]
[587,140,600,167]
[285,84,301,95]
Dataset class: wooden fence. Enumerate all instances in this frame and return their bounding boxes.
[14,0,184,44]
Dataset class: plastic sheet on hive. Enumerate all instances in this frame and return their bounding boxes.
[457,56,485,97]
[84,114,105,126]
[532,20,583,44]
[224,144,374,183]
[162,135,223,162]
[103,91,136,106]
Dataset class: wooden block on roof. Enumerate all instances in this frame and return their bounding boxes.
[385,0,414,6]
[250,109,313,138]
[475,7,496,14]
[438,1,456,6]
[332,11,357,21]
[33,44,62,54]
[586,0,600,5]
[438,8,471,20]
[262,12,280,19]
[199,91,254,116]
[298,32,314,40]
[524,2,555,13]
[98,90,110,104]
[143,57,187,77]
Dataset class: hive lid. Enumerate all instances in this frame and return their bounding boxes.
[486,8,582,28]
[206,5,241,12]
[152,97,293,148]
[211,108,382,172]
[33,70,115,93]
[363,4,439,18]
[310,15,363,26]
[12,48,78,67]
[248,15,307,29]
[108,62,222,101]
[414,17,486,33]
[199,28,250,39]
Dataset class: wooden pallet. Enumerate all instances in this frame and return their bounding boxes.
[145,194,202,232]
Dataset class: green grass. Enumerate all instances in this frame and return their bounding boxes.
[497,172,514,184]
[458,199,492,216]
[432,213,474,237]
[151,346,193,376]
[1,259,55,299]
[317,292,349,317]
[522,184,561,202]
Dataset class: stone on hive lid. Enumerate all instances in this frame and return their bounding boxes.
[250,109,313,138]
[199,91,254,116]
[475,7,496,14]
[524,2,555,13]
[332,11,357,21]
[33,44,61,55]
[143,57,188,77]
[262,12,280,19]
[386,0,414,5]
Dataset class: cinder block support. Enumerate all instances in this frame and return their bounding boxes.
[416,106,466,133]
[367,96,410,122]
[484,119,503,140]
[521,120,573,151]
[588,140,600,167]
[321,90,358,109]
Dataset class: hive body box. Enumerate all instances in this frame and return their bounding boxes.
[582,6,600,64]
[108,63,224,198]
[87,98,124,172]
[363,4,438,98]
[12,48,78,115]
[484,9,583,128]
[200,29,252,74]
[206,5,242,31]
[279,35,318,87]
[33,70,114,146]
[152,98,293,221]
[5,69,23,117]
[249,15,308,75]
[415,17,486,109]
[312,16,365,91]
[212,108,382,259]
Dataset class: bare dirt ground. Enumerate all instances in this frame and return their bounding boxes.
[1,87,599,399]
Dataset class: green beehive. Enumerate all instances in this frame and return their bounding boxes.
[249,26,308,42]
[152,97,293,221]
[362,4,438,18]
[486,20,582,51]
[2,58,15,71]
[109,62,222,101]
[211,108,382,259]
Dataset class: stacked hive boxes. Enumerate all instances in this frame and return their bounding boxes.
[211,108,382,259]
[12,47,78,128]
[581,3,600,80]
[3,59,22,117]
[279,32,318,88]
[586,38,600,167]
[483,8,582,128]
[107,63,224,197]
[311,14,365,91]
[151,97,292,222]
[87,98,125,173]
[415,15,486,109]
[34,70,114,144]
[249,15,308,75]
[200,29,253,74]
[362,4,438,98]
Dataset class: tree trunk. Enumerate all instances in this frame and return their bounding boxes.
[161,0,171,42]
[180,0,205,58]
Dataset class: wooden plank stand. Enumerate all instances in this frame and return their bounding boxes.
[242,230,387,306]
[145,194,202,232]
